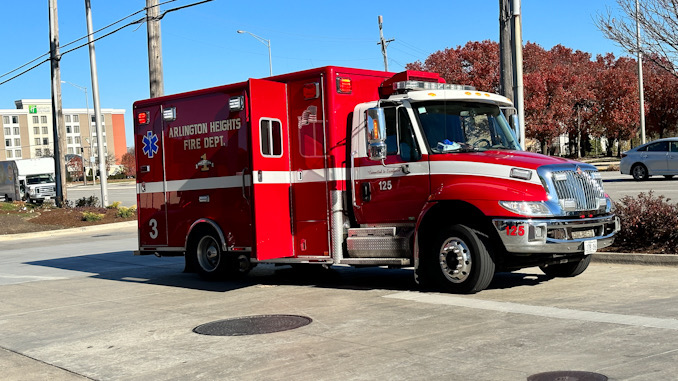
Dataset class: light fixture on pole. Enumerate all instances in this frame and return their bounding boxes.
[61,80,93,186]
[237,30,272,76]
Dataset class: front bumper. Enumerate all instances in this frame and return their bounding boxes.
[492,214,620,254]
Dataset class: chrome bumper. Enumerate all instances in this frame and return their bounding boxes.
[492,215,620,254]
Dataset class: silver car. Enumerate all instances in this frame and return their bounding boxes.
[620,137,678,180]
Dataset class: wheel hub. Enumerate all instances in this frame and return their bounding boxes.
[439,237,472,283]
[197,237,220,271]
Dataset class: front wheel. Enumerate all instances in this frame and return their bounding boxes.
[421,224,495,294]
[631,164,649,181]
[539,255,591,278]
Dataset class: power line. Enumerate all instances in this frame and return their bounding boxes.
[0,0,209,87]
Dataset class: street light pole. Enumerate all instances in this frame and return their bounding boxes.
[237,30,272,76]
[61,80,92,186]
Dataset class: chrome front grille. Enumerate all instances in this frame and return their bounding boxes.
[551,170,605,211]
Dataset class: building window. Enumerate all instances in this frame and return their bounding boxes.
[6,150,12,158]
[36,148,42,156]
[65,115,71,123]
[66,126,72,133]
[13,127,19,135]
[34,138,40,146]
[68,147,74,154]
[11,116,19,124]
[67,136,73,144]
[73,115,79,122]
[5,139,10,147]
[74,125,80,133]
[43,138,49,145]
[32,116,39,124]
[42,126,48,134]
[14,138,20,146]
[2,116,8,124]
[15,150,21,158]
[74,136,81,144]
[41,116,47,124]
[34,126,39,134]
[3,127,9,135]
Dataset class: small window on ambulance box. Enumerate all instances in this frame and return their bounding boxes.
[260,118,283,157]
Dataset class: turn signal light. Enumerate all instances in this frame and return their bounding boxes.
[337,77,352,94]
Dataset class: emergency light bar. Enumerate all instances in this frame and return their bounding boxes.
[393,81,475,92]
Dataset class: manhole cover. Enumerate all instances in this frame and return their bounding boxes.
[528,371,608,381]
[193,315,312,336]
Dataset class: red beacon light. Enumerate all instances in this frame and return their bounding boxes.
[137,111,150,125]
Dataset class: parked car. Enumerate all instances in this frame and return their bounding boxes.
[620,137,678,180]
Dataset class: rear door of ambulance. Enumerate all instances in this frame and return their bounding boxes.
[247,79,294,260]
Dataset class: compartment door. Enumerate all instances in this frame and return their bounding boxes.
[248,79,293,260]
[135,106,168,247]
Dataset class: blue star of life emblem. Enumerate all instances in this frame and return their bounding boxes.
[142,131,159,158]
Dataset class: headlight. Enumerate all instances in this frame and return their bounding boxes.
[499,201,553,217]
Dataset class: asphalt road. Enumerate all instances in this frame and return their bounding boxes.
[601,171,678,203]
[1,226,678,380]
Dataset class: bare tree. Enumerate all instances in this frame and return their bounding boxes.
[597,0,678,76]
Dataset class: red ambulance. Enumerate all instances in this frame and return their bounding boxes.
[134,66,619,293]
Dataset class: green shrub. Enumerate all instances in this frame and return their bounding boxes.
[81,211,105,222]
[612,191,678,254]
[74,196,99,208]
[116,206,136,218]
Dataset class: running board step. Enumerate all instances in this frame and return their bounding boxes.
[346,227,410,258]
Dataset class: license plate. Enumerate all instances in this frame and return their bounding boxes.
[584,239,597,255]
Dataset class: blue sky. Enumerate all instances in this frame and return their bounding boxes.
[0,0,627,148]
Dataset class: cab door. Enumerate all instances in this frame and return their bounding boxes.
[248,79,294,260]
[354,105,430,224]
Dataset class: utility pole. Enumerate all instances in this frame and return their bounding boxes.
[146,0,164,97]
[512,0,526,148]
[85,0,109,207]
[377,15,394,72]
[636,0,646,145]
[499,0,514,102]
[48,0,67,206]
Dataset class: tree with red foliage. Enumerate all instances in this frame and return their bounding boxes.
[591,54,639,156]
[120,150,136,178]
[643,56,678,139]
[406,40,500,92]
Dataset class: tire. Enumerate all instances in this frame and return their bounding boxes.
[190,229,251,280]
[631,164,649,181]
[539,255,591,278]
[421,224,495,294]
[664,175,674,179]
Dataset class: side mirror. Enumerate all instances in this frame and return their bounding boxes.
[366,108,387,161]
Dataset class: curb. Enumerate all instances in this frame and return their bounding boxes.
[0,220,137,241]
[591,252,678,267]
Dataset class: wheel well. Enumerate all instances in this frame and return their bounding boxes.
[185,220,225,252]
[418,200,505,264]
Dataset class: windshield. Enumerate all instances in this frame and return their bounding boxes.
[413,101,520,153]
[26,174,54,185]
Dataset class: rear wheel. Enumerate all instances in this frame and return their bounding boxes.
[539,255,591,278]
[631,164,649,181]
[190,229,251,280]
[422,224,495,294]
[664,175,674,179]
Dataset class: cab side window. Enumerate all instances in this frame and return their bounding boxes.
[384,107,398,155]
[398,107,420,161]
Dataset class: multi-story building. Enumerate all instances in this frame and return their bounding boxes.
[0,99,126,164]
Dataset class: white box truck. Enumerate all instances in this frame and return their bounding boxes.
[0,158,56,203]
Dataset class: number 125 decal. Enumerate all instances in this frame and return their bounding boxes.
[505,225,525,236]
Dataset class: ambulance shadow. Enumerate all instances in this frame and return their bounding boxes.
[251,265,550,292]
[25,252,551,293]
[24,251,255,292]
